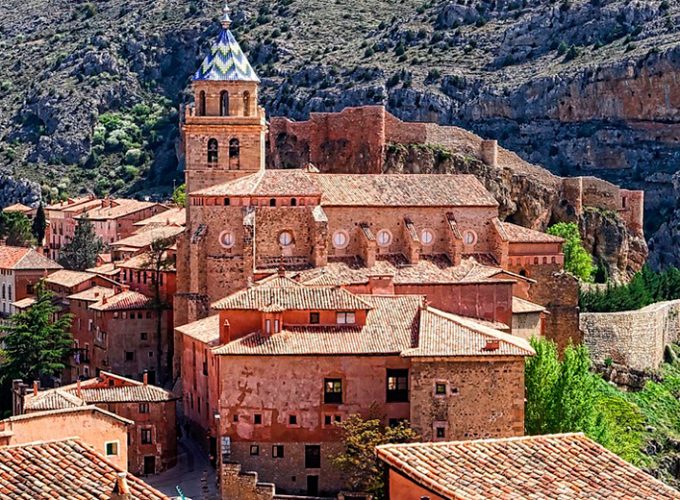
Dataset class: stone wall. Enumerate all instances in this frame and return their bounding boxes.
[581,300,680,371]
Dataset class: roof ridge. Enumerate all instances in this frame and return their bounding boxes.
[376,432,587,452]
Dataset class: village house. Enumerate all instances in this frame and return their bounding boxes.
[80,198,168,246]
[0,438,167,499]
[111,225,184,262]
[0,245,62,317]
[2,202,35,218]
[177,274,534,495]
[44,195,101,260]
[18,371,178,476]
[0,405,132,470]
[376,433,680,499]
[43,268,118,299]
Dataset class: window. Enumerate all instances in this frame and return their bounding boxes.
[198,90,206,116]
[272,445,284,458]
[324,415,332,426]
[243,91,251,117]
[421,228,435,246]
[332,230,349,249]
[220,90,229,116]
[250,445,259,456]
[278,231,293,247]
[254,414,262,425]
[141,428,152,444]
[269,198,277,207]
[265,320,271,334]
[376,229,392,247]
[436,426,446,439]
[207,138,218,164]
[324,378,343,404]
[305,445,321,468]
[233,414,239,422]
[105,441,119,456]
[125,351,134,362]
[310,312,320,324]
[139,403,149,414]
[290,198,297,206]
[224,197,230,206]
[336,311,355,325]
[219,230,236,249]
[435,382,447,396]
[386,369,409,402]
[289,414,297,425]
[463,230,477,246]
[141,332,148,341]
[229,138,240,158]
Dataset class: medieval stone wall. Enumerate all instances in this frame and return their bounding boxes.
[580,300,680,371]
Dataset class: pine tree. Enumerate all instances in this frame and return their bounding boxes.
[58,215,103,270]
[0,283,73,383]
[31,202,47,243]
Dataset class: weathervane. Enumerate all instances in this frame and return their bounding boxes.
[221,1,232,29]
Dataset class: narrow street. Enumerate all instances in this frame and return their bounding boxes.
[146,433,218,500]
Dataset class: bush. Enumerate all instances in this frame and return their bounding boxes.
[547,222,594,281]
[124,148,143,166]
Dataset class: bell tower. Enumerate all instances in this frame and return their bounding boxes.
[182,2,266,193]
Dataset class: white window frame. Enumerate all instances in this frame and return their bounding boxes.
[332,230,350,249]
[278,231,294,247]
[376,229,392,247]
[105,440,119,456]
[219,230,236,249]
[463,230,477,246]
[421,228,435,246]
[337,311,356,325]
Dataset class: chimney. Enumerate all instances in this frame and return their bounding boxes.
[102,295,108,304]
[367,274,394,295]
[32,381,39,396]
[480,139,498,168]
[110,472,131,500]
[220,317,231,344]
[76,379,82,398]
[143,371,148,386]
[483,338,500,352]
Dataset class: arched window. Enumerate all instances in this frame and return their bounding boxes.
[229,138,240,158]
[243,91,251,116]
[1,284,5,299]
[8,285,11,301]
[269,198,277,207]
[220,91,229,116]
[198,91,206,116]
[290,198,297,206]
[207,139,218,164]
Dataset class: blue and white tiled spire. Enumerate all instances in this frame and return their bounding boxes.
[193,2,260,82]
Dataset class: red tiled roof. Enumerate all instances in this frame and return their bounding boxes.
[2,203,32,214]
[23,389,85,412]
[376,434,680,500]
[79,199,160,221]
[212,276,373,311]
[175,314,221,345]
[67,286,117,303]
[502,222,564,243]
[403,308,534,357]
[133,207,186,228]
[192,169,322,197]
[0,438,168,499]
[0,246,62,271]
[513,296,547,314]
[89,290,152,311]
[111,225,184,249]
[87,263,121,276]
[44,269,96,288]
[119,251,176,271]
[5,405,133,426]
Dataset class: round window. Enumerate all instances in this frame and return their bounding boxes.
[332,230,349,249]
[463,230,477,246]
[421,228,435,246]
[219,230,235,249]
[279,231,294,247]
[376,229,392,247]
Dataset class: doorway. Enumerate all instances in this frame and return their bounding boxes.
[144,455,156,475]
[306,475,319,496]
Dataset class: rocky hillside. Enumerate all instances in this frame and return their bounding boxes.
[0,0,678,263]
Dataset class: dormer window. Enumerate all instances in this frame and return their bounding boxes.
[337,311,356,325]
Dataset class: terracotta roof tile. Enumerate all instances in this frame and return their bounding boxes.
[5,405,133,426]
[0,246,61,271]
[2,203,32,214]
[23,389,85,412]
[86,263,121,277]
[89,290,152,311]
[111,225,184,250]
[0,438,168,499]
[11,297,36,309]
[502,222,564,243]
[133,207,186,227]
[376,434,680,499]
[193,169,322,197]
[67,286,117,303]
[79,199,160,221]
[513,296,547,314]
[44,269,97,288]
[119,251,176,271]
[175,314,221,345]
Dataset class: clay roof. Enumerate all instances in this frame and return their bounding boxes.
[402,308,534,357]
[44,269,97,288]
[119,251,176,272]
[513,296,547,314]
[212,276,373,311]
[193,169,322,197]
[194,26,259,82]
[45,196,96,211]
[175,314,221,345]
[87,263,121,276]
[89,290,152,311]
[213,295,421,356]
[23,389,86,412]
[111,225,184,250]
[4,405,133,426]
[133,207,186,227]
[79,199,159,221]
[502,222,564,243]
[376,433,680,500]
[192,170,498,207]
[61,199,103,214]
[11,297,36,309]
[297,255,518,286]
[2,203,32,214]
[0,438,168,499]
[0,246,62,271]
[68,286,117,303]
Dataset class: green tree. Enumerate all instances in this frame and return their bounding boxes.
[547,222,594,281]
[31,203,47,243]
[172,183,186,208]
[333,412,418,497]
[0,211,36,247]
[58,215,103,270]
[0,283,73,383]
[143,237,176,384]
